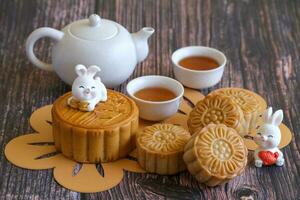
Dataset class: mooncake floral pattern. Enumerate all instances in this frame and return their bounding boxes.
[55,91,136,128]
[210,88,260,114]
[209,88,267,135]
[188,95,244,134]
[96,91,133,122]
[138,124,190,153]
[195,124,248,177]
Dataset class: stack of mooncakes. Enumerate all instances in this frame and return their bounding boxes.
[136,88,263,186]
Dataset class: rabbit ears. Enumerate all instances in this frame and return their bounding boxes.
[263,107,284,126]
[75,64,101,77]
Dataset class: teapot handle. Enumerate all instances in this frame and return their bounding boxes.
[25,27,64,71]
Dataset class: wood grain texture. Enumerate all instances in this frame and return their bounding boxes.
[0,0,300,199]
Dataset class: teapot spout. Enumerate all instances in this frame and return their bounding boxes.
[131,27,155,63]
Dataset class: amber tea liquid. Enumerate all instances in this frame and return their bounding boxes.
[134,87,177,102]
[179,56,219,71]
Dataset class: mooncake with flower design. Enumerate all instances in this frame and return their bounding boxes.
[137,124,190,175]
[187,94,245,134]
[183,124,248,186]
[52,90,139,163]
[209,88,266,134]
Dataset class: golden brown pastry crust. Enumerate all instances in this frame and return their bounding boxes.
[52,90,139,163]
[183,124,248,186]
[137,124,190,175]
[187,94,245,134]
[209,88,264,134]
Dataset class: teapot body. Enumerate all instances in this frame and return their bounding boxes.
[25,14,154,88]
[52,24,137,88]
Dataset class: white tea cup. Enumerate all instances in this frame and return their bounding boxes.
[126,75,184,121]
[172,46,227,89]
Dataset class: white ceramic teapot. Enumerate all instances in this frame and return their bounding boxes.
[25,14,154,88]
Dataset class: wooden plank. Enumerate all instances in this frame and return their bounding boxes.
[0,0,300,199]
[0,0,95,199]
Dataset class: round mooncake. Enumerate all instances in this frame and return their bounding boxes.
[183,124,248,186]
[137,124,190,175]
[52,90,139,163]
[209,88,266,134]
[187,94,245,134]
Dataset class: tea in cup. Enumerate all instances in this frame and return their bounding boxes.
[126,76,184,121]
[172,46,227,89]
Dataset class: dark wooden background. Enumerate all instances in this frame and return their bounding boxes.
[1,0,300,199]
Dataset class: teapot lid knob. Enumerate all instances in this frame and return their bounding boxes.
[89,14,101,27]
[69,14,118,41]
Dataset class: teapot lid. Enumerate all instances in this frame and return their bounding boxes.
[69,14,118,41]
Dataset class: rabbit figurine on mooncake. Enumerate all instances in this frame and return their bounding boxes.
[254,107,284,167]
[68,64,107,112]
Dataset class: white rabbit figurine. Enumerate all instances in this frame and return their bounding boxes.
[67,64,107,112]
[254,107,284,167]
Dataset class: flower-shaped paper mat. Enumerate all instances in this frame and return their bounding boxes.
[5,88,292,193]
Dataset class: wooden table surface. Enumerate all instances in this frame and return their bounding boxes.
[1,0,300,199]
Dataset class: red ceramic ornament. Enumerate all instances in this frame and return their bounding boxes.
[258,151,279,165]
